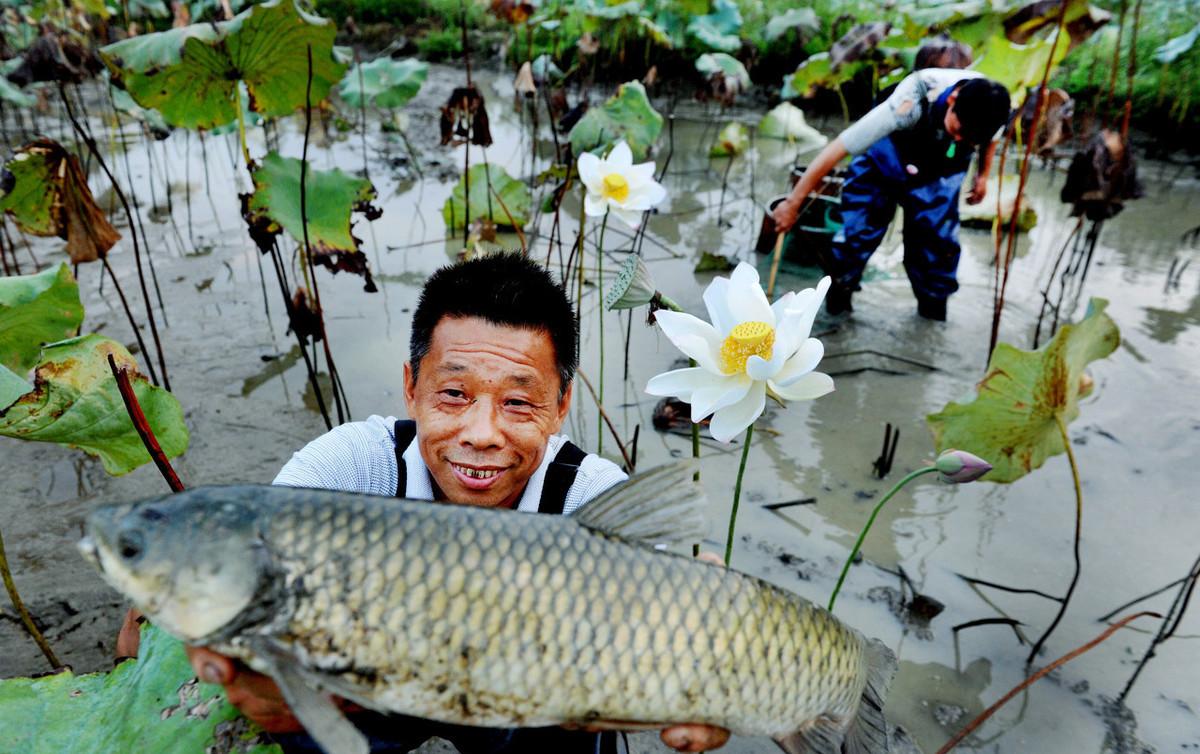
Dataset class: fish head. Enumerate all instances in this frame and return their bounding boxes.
[79,489,266,643]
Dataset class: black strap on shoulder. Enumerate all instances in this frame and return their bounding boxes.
[537,441,588,515]
[393,419,417,497]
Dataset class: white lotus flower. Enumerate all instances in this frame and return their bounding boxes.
[577,140,667,228]
[646,263,834,443]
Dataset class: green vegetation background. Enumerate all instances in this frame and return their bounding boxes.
[302,0,1199,135]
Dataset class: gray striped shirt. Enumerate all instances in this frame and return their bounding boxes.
[273,414,628,515]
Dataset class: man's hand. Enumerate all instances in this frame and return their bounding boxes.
[966,174,988,205]
[771,198,801,233]
[186,646,306,733]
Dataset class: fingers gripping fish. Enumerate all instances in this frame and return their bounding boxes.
[79,463,897,754]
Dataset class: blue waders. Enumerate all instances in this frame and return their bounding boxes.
[826,85,971,315]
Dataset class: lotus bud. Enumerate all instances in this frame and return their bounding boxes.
[605,255,659,311]
[934,449,992,483]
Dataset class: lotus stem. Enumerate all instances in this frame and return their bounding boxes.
[1027,414,1085,663]
[724,424,755,567]
[0,527,60,670]
[235,84,251,169]
[828,466,938,612]
[937,611,1159,754]
[655,292,683,313]
[596,210,608,454]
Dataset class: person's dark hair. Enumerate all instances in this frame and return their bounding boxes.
[409,253,577,397]
[953,78,1012,146]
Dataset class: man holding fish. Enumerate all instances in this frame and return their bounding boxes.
[96,254,894,754]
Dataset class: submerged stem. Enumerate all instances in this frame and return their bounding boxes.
[1027,414,1084,663]
[0,528,60,670]
[724,424,755,567]
[828,466,938,612]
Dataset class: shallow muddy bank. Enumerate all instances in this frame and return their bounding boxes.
[1,62,1198,752]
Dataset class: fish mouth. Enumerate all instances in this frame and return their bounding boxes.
[448,462,508,490]
[77,536,100,568]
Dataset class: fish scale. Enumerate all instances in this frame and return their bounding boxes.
[231,491,866,737]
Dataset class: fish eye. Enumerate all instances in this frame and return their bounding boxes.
[139,507,166,522]
[116,530,145,561]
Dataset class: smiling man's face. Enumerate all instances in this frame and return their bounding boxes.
[403,315,572,508]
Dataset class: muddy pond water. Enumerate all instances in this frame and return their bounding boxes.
[1,62,1198,753]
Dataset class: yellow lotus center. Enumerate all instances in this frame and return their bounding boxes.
[720,321,775,374]
[601,173,630,203]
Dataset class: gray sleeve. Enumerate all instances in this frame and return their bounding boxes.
[561,455,629,515]
[272,415,398,495]
[838,72,927,155]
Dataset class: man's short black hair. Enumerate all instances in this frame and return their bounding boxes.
[409,253,577,397]
[954,78,1012,146]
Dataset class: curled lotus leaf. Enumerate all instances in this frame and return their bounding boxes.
[0,138,121,264]
[0,263,85,374]
[99,0,346,129]
[709,122,749,157]
[926,299,1119,483]
[339,57,428,109]
[0,334,189,476]
[764,8,819,42]
[443,163,531,233]
[568,81,662,161]
[0,623,280,754]
[781,52,862,99]
[241,152,380,291]
[757,103,828,150]
[686,0,742,53]
[695,53,750,91]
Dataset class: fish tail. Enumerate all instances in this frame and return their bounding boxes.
[773,638,897,754]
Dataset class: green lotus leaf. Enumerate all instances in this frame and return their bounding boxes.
[99,0,345,129]
[686,0,742,52]
[0,264,84,374]
[695,52,750,91]
[443,164,531,232]
[574,0,641,20]
[339,57,428,109]
[569,81,663,161]
[781,52,861,99]
[0,139,122,264]
[0,334,189,476]
[926,299,1119,483]
[0,76,36,107]
[764,7,819,42]
[243,153,378,286]
[110,86,171,137]
[971,29,1072,96]
[0,623,280,754]
[757,102,828,150]
[709,121,749,157]
[0,364,33,407]
[1154,22,1200,64]
[123,0,170,19]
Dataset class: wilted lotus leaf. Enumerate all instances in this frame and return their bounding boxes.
[241,152,380,291]
[0,623,280,754]
[568,81,662,161]
[0,263,84,374]
[443,163,531,232]
[926,299,1119,483]
[339,57,428,109]
[288,287,323,344]
[830,21,892,69]
[686,0,742,53]
[695,52,750,107]
[0,138,121,264]
[99,0,345,129]
[709,122,749,157]
[1003,0,1110,50]
[781,52,862,99]
[0,334,189,476]
[490,0,536,24]
[439,85,493,147]
[5,31,97,86]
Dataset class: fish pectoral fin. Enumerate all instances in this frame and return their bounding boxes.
[570,461,707,546]
[254,646,368,754]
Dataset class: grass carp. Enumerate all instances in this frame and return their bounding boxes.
[78,464,896,754]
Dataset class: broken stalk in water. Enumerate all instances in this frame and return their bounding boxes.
[107,353,185,493]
